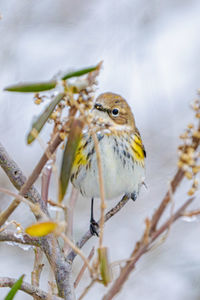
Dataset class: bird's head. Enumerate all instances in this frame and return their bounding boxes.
[93,92,135,129]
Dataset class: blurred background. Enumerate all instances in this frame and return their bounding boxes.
[0,0,200,299]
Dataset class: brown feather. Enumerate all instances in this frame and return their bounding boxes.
[95,92,136,128]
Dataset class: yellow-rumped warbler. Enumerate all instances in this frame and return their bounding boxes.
[71,92,146,235]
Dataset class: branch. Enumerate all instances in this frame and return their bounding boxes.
[0,143,75,299]
[60,233,93,275]
[0,276,62,300]
[0,142,48,227]
[0,134,62,226]
[22,132,62,199]
[102,197,194,300]
[74,247,95,288]
[150,197,194,241]
[150,121,200,233]
[150,169,184,233]
[0,230,40,247]
[41,163,53,204]
[67,194,130,262]
[32,248,44,300]
[64,187,78,255]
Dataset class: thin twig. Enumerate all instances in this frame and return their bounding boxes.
[150,169,184,233]
[0,140,50,227]
[31,248,44,300]
[149,182,175,251]
[47,199,66,209]
[0,276,62,300]
[20,132,62,198]
[0,132,62,227]
[182,209,200,217]
[41,163,53,204]
[91,130,105,248]
[74,247,95,288]
[0,187,47,220]
[78,279,96,300]
[102,197,194,300]
[151,197,194,242]
[0,199,20,228]
[150,121,200,234]
[0,220,22,234]
[60,233,93,275]
[63,187,78,255]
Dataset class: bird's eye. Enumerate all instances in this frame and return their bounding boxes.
[111,108,119,116]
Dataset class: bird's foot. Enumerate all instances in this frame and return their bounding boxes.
[90,218,99,236]
[131,192,137,201]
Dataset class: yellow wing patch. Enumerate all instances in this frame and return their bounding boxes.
[132,134,145,165]
[73,140,87,168]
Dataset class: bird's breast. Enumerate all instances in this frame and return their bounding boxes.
[71,131,145,199]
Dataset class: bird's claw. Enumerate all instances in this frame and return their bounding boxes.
[90,218,99,236]
[131,192,137,201]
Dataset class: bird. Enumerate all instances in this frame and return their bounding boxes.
[70,92,146,235]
